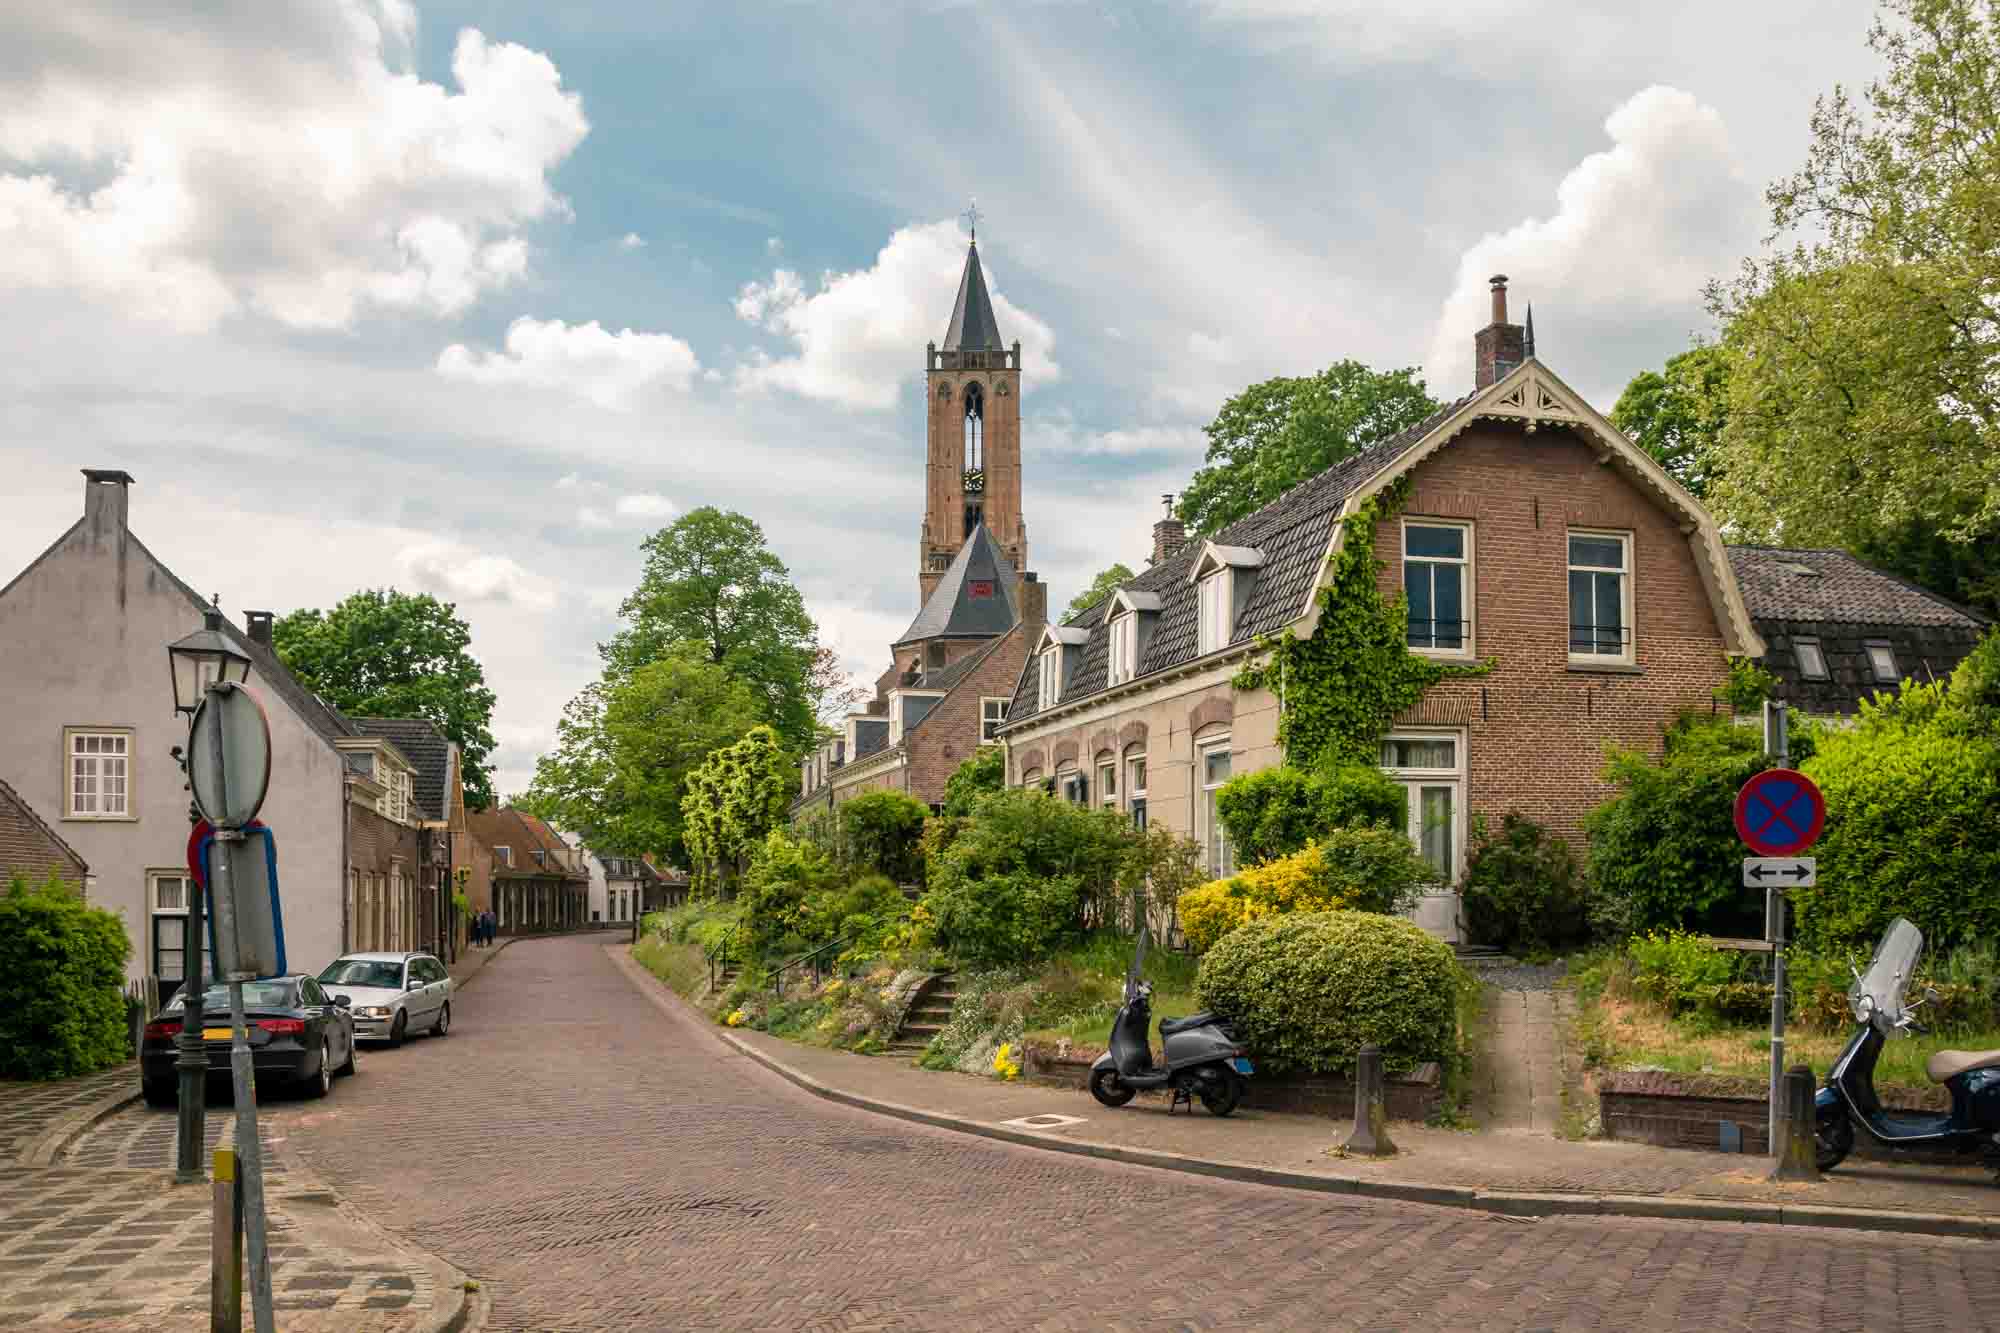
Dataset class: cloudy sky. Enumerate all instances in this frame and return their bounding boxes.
[1,0,1883,795]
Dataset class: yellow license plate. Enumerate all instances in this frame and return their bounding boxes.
[202,1027,232,1041]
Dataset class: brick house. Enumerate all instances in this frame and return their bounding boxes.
[0,776,89,895]
[793,237,1048,816]
[468,806,589,934]
[350,717,468,960]
[994,280,1765,941]
[1725,546,1989,715]
[0,470,462,996]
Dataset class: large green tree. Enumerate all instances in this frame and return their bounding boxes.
[272,590,499,808]
[1066,563,1135,619]
[1705,0,2000,613]
[1176,361,1440,537]
[519,649,763,864]
[603,507,818,750]
[1609,344,1729,498]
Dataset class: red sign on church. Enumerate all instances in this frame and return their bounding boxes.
[968,580,995,599]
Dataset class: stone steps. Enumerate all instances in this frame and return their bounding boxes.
[881,974,958,1058]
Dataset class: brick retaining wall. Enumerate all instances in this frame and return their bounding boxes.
[1599,1069,1949,1159]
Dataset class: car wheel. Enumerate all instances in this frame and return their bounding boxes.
[337,1033,358,1077]
[306,1039,332,1099]
[142,1078,176,1109]
[433,1001,450,1037]
[388,1010,407,1048]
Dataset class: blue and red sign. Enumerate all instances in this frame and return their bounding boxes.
[1734,768,1826,857]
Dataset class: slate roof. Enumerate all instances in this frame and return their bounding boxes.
[1001,395,1474,728]
[942,241,1005,352]
[1726,546,1990,714]
[0,776,87,886]
[895,522,1021,645]
[350,718,453,821]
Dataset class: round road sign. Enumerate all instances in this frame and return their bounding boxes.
[1734,767,1826,857]
[186,819,214,888]
[187,683,272,830]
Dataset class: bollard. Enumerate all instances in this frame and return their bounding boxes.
[1768,1066,1821,1183]
[211,1146,243,1333]
[1342,1045,1397,1157]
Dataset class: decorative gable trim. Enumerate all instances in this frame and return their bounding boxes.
[1111,588,1163,614]
[1037,624,1091,651]
[1187,542,1265,581]
[1291,359,1765,657]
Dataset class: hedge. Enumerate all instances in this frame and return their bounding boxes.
[1193,911,1461,1075]
[0,873,132,1080]
[1177,826,1431,953]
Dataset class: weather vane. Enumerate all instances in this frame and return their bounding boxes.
[962,198,981,242]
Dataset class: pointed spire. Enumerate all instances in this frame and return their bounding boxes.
[942,238,1005,352]
[1524,304,1536,359]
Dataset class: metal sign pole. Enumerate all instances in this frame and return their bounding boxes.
[1766,702,1789,1154]
[210,838,275,1333]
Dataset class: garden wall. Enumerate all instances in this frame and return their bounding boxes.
[1599,1069,1949,1159]
[1023,1041,1443,1121]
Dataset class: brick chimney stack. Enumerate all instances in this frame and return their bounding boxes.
[1020,571,1047,633]
[1474,274,1527,389]
[1150,493,1188,565]
[245,611,275,646]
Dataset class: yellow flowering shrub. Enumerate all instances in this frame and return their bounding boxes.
[992,1041,1022,1081]
[1178,843,1353,953]
[724,1009,747,1027]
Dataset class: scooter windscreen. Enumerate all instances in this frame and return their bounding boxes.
[1850,917,1923,1032]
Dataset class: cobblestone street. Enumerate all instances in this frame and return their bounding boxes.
[264,934,1999,1332]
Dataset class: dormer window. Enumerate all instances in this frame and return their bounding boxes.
[1106,588,1159,687]
[1188,543,1263,657]
[1108,613,1136,685]
[1037,647,1061,709]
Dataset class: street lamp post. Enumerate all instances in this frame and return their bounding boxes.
[167,608,252,1185]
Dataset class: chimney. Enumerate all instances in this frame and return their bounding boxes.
[245,611,275,647]
[1474,274,1526,389]
[1149,492,1189,565]
[1020,571,1047,632]
[81,469,134,536]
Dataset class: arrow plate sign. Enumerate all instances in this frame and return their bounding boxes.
[1743,857,1816,888]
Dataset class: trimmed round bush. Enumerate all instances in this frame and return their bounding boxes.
[1193,911,1461,1075]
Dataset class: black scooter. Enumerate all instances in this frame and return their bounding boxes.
[1088,927,1252,1116]
[1815,917,2000,1177]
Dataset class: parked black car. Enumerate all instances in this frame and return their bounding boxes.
[140,973,357,1107]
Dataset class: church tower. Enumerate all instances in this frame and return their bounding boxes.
[920,234,1026,604]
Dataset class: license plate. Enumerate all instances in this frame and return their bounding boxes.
[1230,1057,1254,1075]
[202,1027,232,1041]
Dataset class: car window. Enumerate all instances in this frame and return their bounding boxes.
[319,959,405,989]
[300,977,325,1006]
[425,959,447,983]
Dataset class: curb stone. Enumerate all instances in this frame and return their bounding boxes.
[610,946,1999,1244]
[23,1083,141,1167]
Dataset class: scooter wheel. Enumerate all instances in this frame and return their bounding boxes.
[1198,1069,1244,1117]
[1090,1068,1137,1108]
[1815,1110,1854,1172]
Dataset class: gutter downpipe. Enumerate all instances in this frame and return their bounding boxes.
[340,777,352,952]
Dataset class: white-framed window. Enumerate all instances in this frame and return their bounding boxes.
[494,845,512,868]
[148,870,209,992]
[1107,612,1137,685]
[1380,731,1465,882]
[1865,640,1899,683]
[1404,519,1472,654]
[1126,748,1148,830]
[1568,531,1633,662]
[1037,649,1061,710]
[1793,636,1829,681]
[1055,762,1084,804]
[65,728,131,819]
[1097,758,1117,808]
[1197,572,1230,655]
[981,697,1010,742]
[1198,735,1235,878]
[1019,768,1043,790]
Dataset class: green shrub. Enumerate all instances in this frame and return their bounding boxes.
[1193,911,1462,1075]
[921,789,1137,965]
[797,873,908,952]
[942,746,1006,817]
[0,873,132,1079]
[1213,762,1404,866]
[1460,813,1590,955]
[1584,716,1771,937]
[1179,826,1434,954]
[837,790,930,884]
[1794,676,2000,952]
[741,829,837,953]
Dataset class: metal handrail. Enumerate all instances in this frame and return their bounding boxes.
[706,925,738,993]
[771,933,851,993]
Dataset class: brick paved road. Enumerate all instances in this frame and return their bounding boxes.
[280,935,2000,1332]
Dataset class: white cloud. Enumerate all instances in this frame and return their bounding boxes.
[732,219,1061,410]
[1025,414,1204,460]
[619,232,646,250]
[0,3,588,330]
[437,316,700,409]
[1421,86,1757,403]
[395,539,557,610]
[616,493,676,519]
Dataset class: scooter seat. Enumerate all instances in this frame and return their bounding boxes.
[1925,1048,2000,1082]
[1159,1012,1219,1036]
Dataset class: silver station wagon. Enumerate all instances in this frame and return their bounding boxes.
[317,951,454,1046]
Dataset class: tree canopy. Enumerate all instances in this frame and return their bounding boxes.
[272,589,499,808]
[1704,0,2000,615]
[604,507,819,750]
[518,649,764,864]
[1609,344,1729,499]
[1066,563,1135,619]
[1176,361,1440,537]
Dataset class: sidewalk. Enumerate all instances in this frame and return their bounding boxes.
[0,1071,476,1330]
[612,948,2000,1239]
